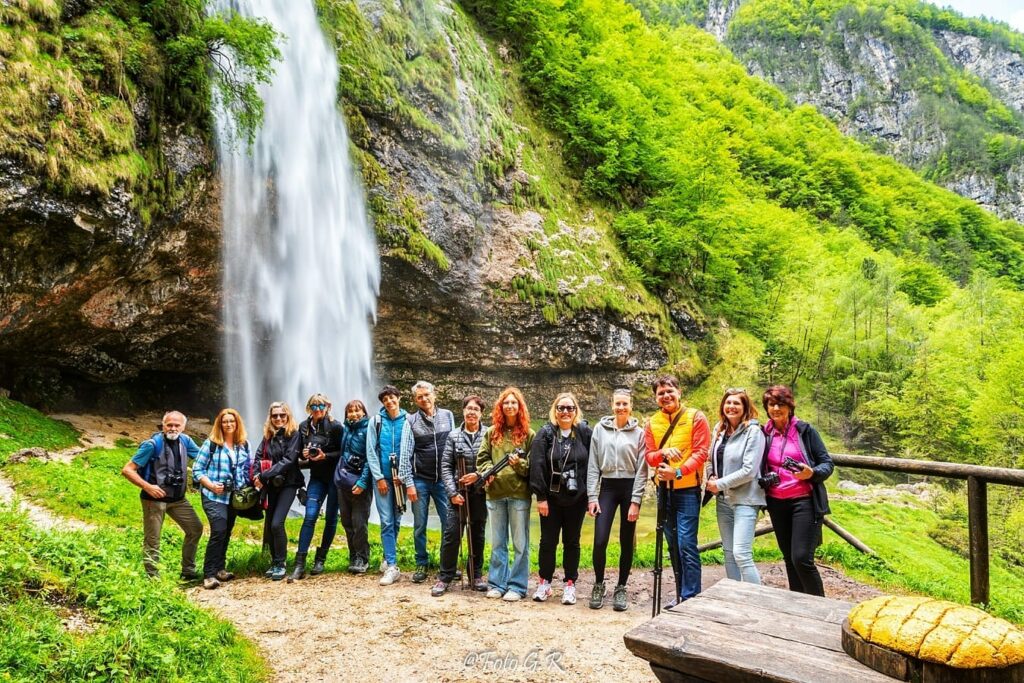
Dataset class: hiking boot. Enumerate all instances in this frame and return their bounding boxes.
[431,580,450,597]
[533,580,553,602]
[203,577,220,590]
[179,570,200,583]
[613,584,628,611]
[270,563,287,581]
[473,576,488,592]
[502,590,522,602]
[215,570,235,582]
[412,565,428,583]
[264,566,275,578]
[310,548,328,575]
[485,588,503,599]
[288,552,307,583]
[589,582,605,609]
[350,559,368,574]
[561,580,577,605]
[379,565,401,586]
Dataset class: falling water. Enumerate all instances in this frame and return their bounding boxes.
[209,0,379,425]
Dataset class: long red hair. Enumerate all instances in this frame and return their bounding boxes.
[490,387,531,446]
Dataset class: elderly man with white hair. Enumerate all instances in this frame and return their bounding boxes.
[399,380,456,583]
[121,411,204,580]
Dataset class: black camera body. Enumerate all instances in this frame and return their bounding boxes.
[163,473,185,488]
[758,471,780,490]
[781,456,804,473]
[222,478,235,493]
[562,468,579,494]
[270,474,286,487]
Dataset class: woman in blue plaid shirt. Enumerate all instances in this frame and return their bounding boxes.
[193,408,252,590]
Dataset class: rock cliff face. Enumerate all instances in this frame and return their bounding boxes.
[0,0,677,413]
[710,5,1024,223]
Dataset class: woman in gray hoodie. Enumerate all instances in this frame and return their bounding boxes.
[705,388,766,584]
[586,388,648,611]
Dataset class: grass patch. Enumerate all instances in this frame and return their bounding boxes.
[0,505,269,682]
[0,396,79,464]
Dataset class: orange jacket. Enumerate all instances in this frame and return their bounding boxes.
[643,407,710,489]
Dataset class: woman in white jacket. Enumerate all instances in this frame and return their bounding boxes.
[586,388,648,611]
[705,389,766,584]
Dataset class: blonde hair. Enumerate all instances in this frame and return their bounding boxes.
[305,393,332,418]
[548,392,583,427]
[262,402,298,440]
[210,408,247,446]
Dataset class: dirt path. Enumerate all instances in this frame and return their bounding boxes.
[0,470,95,531]
[192,562,881,683]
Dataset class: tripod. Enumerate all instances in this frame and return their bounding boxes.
[652,480,669,617]
[456,458,476,588]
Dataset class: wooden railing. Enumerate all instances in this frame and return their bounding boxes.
[829,453,1024,606]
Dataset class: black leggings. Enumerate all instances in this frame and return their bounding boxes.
[538,499,588,582]
[766,495,824,596]
[592,478,637,585]
[263,486,298,564]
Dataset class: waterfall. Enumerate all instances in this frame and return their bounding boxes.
[209,0,379,426]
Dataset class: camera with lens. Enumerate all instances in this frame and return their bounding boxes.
[305,435,328,459]
[781,456,804,473]
[163,472,185,488]
[221,478,235,494]
[758,471,780,490]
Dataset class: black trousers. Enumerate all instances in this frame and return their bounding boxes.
[766,495,824,596]
[263,485,298,565]
[201,497,237,579]
[338,485,372,565]
[538,498,588,582]
[438,490,487,582]
[592,478,637,585]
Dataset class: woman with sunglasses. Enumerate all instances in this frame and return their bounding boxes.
[193,408,252,590]
[529,392,592,605]
[586,388,647,610]
[252,402,302,581]
[705,388,766,585]
[760,385,834,596]
[290,393,343,582]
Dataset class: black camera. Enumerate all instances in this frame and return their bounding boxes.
[758,472,780,490]
[271,474,286,487]
[163,473,185,488]
[222,478,235,493]
[781,456,804,473]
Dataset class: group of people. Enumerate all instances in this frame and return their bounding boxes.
[122,376,835,610]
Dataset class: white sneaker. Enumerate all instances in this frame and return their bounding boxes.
[561,581,577,605]
[379,565,401,586]
[485,588,504,599]
[533,580,553,602]
[502,590,522,602]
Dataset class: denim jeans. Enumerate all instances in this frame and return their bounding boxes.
[412,478,449,567]
[486,497,531,596]
[201,497,237,579]
[716,497,761,584]
[372,479,401,566]
[297,478,338,555]
[663,486,701,600]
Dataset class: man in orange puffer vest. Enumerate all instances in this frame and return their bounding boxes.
[643,375,710,607]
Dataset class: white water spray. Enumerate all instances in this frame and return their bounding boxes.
[210,0,379,425]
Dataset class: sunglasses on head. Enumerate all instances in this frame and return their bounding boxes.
[310,403,326,410]
[726,387,747,394]
[555,405,577,413]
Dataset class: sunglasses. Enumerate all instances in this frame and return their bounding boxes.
[270,413,287,419]
[555,405,577,413]
[309,404,326,410]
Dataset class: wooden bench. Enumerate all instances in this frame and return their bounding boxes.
[624,579,894,682]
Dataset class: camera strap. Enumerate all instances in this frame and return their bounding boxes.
[658,409,686,450]
[548,428,574,479]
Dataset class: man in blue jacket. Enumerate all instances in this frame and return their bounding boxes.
[121,411,204,580]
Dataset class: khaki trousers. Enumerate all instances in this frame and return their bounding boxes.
[141,498,204,576]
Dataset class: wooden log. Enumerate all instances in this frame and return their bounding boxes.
[823,516,876,555]
[830,453,1024,486]
[841,618,1024,683]
[968,476,990,606]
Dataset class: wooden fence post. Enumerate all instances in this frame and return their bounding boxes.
[967,476,989,606]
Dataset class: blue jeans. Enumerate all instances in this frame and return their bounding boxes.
[664,487,701,600]
[486,497,531,596]
[412,478,449,567]
[373,480,401,566]
[716,497,761,584]
[297,478,338,555]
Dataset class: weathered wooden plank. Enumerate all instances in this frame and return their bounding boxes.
[698,579,853,625]
[661,596,846,652]
[651,663,713,683]
[625,612,893,683]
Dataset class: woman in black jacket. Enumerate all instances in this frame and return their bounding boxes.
[252,401,302,581]
[530,392,592,605]
[290,393,343,582]
[760,385,834,596]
